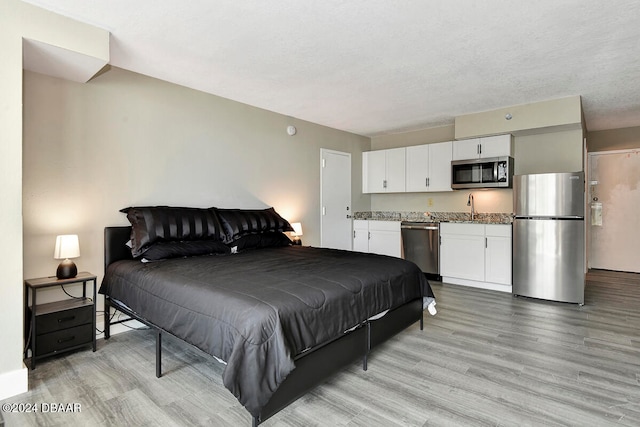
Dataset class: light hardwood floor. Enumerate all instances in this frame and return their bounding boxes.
[2,270,639,426]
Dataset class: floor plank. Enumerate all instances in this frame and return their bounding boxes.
[2,269,639,426]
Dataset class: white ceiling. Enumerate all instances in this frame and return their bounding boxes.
[22,0,640,137]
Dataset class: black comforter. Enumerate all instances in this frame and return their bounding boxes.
[100,245,430,417]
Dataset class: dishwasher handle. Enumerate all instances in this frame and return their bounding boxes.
[401,224,439,230]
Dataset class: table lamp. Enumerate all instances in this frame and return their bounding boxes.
[54,234,80,279]
[291,222,303,245]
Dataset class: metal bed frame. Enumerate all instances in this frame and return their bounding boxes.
[102,226,423,425]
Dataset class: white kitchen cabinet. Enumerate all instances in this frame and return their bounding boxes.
[452,138,481,161]
[485,224,512,285]
[452,134,513,160]
[363,150,386,193]
[368,221,402,257]
[363,148,406,193]
[353,220,370,253]
[352,220,401,258]
[405,141,453,192]
[440,222,512,292]
[440,223,485,281]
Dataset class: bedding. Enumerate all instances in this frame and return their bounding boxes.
[140,239,230,261]
[227,231,293,252]
[100,245,430,417]
[120,206,226,257]
[214,207,294,242]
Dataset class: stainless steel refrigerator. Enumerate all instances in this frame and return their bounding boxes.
[512,172,585,304]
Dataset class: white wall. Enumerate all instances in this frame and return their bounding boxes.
[22,68,370,311]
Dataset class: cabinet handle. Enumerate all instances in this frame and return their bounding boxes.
[427,177,430,187]
[353,230,356,239]
[485,237,488,248]
[368,231,371,240]
[383,179,387,189]
[58,316,76,323]
[479,143,482,155]
[57,336,76,344]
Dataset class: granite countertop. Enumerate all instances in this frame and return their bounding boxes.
[353,211,513,224]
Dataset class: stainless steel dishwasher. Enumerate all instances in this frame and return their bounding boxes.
[401,222,440,278]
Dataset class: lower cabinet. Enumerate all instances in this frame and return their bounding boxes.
[485,225,512,285]
[440,222,512,292]
[353,220,401,258]
[353,220,370,253]
[440,223,485,281]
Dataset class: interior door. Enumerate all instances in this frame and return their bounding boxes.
[321,149,352,250]
[588,149,640,273]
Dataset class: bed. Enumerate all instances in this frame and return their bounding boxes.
[99,206,433,425]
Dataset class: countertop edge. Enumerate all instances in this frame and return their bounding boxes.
[353,211,513,224]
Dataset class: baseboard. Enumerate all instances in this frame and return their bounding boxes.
[442,277,512,293]
[0,365,28,401]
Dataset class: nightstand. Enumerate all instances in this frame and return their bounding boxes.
[24,272,97,369]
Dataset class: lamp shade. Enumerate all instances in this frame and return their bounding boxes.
[54,235,80,259]
[291,222,303,236]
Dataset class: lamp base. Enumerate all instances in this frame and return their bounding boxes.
[56,259,78,280]
[292,239,302,246]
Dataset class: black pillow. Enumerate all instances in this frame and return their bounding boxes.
[228,232,292,252]
[120,206,225,257]
[141,240,231,261]
[214,207,294,242]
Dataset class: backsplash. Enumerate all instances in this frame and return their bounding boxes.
[354,211,513,224]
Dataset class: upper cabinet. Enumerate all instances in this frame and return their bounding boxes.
[405,141,453,192]
[452,134,514,160]
[363,147,406,193]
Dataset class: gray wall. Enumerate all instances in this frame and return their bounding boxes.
[22,68,370,290]
[1,0,110,397]
[515,129,584,175]
[587,126,640,152]
[371,125,455,150]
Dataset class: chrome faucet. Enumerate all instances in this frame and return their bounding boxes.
[467,193,475,221]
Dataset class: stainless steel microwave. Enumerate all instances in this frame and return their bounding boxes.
[451,156,514,189]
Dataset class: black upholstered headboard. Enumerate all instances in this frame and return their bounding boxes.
[104,226,133,270]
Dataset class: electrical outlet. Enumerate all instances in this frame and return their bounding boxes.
[428,198,433,207]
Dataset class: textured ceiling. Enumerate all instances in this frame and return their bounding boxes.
[22,0,640,136]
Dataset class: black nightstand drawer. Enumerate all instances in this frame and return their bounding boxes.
[35,323,93,356]
[35,300,93,335]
